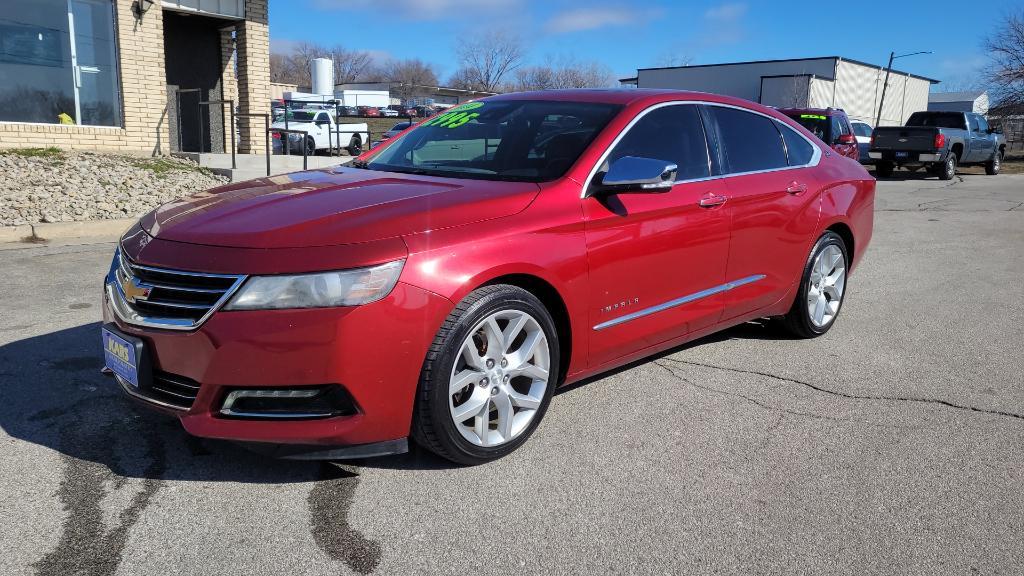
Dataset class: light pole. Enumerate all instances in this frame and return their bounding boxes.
[875,51,932,127]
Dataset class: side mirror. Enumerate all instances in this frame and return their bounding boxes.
[591,156,678,195]
[837,134,856,145]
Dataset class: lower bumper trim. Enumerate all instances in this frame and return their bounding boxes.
[235,437,409,460]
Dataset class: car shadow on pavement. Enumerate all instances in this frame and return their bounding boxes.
[0,322,333,484]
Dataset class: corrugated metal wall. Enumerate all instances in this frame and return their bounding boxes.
[808,77,834,109]
[637,58,836,102]
[834,60,931,126]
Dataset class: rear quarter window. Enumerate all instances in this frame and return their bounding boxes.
[777,122,815,166]
[711,106,788,173]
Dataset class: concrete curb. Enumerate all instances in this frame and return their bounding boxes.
[0,218,135,244]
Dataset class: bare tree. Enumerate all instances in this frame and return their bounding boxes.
[654,50,694,68]
[984,10,1024,107]
[381,59,440,102]
[510,57,615,92]
[269,41,378,87]
[453,30,525,92]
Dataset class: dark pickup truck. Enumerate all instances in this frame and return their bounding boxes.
[869,111,1005,180]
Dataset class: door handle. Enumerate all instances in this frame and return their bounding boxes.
[698,193,727,208]
[786,181,807,195]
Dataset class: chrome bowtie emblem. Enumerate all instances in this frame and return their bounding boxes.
[120,275,153,304]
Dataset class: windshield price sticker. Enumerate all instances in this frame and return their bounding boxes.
[423,102,485,129]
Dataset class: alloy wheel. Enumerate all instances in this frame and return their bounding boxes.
[448,310,550,447]
[806,244,846,328]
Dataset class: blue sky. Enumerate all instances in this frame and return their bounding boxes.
[269,0,1018,89]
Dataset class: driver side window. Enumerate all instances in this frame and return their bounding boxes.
[606,104,710,181]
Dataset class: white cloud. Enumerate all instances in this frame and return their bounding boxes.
[704,2,747,22]
[311,0,519,21]
[545,7,657,34]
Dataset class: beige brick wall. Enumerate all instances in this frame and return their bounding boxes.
[236,0,271,154]
[0,0,170,155]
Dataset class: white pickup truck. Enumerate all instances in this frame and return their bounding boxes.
[272,108,369,156]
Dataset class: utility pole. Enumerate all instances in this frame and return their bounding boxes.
[875,50,931,127]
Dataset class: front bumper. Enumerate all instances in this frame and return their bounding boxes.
[103,279,453,449]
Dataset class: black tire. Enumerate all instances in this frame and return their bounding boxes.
[347,135,362,156]
[875,161,894,178]
[779,231,849,339]
[412,285,560,465]
[304,136,316,157]
[937,153,957,180]
[986,149,1002,175]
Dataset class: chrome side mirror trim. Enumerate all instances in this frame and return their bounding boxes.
[594,156,678,194]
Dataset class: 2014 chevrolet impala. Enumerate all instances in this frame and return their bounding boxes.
[102,90,874,464]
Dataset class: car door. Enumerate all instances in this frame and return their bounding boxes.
[705,105,823,321]
[583,103,730,367]
[971,115,994,161]
[312,112,330,149]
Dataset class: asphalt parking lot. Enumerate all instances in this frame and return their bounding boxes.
[1,173,1022,575]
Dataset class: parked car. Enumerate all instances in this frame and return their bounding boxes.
[404,107,419,117]
[380,107,399,117]
[370,121,415,150]
[270,108,368,156]
[850,120,873,165]
[869,111,1006,179]
[338,106,359,117]
[357,106,380,117]
[101,91,874,465]
[413,105,437,117]
[778,107,859,161]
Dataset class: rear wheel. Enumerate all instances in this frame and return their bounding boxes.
[875,161,894,178]
[779,231,848,338]
[304,136,316,157]
[986,149,1001,175]
[937,153,957,180]
[347,135,362,156]
[412,285,559,465]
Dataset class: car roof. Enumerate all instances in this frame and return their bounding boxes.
[485,88,766,107]
[777,107,846,117]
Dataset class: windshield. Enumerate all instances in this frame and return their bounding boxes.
[907,112,966,129]
[785,113,830,142]
[366,100,622,182]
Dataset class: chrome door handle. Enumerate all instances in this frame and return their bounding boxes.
[786,182,807,195]
[698,193,727,208]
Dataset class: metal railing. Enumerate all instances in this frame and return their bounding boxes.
[270,128,310,171]
[235,112,271,176]
[199,98,234,168]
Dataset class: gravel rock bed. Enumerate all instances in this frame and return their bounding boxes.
[0,149,228,227]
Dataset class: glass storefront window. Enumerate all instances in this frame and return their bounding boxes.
[0,0,121,127]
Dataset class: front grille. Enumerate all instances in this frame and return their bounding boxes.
[149,371,202,409]
[110,250,245,330]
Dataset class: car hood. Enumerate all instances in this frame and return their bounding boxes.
[140,167,541,248]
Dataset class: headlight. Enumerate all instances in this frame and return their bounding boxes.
[225,260,404,311]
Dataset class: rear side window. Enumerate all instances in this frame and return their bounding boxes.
[852,122,872,137]
[777,122,815,166]
[607,104,710,181]
[711,106,788,173]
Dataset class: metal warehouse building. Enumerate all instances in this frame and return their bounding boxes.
[928,91,989,115]
[620,56,939,126]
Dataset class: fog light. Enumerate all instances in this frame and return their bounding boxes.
[220,386,357,419]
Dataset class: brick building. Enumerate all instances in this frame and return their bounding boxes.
[0,0,270,155]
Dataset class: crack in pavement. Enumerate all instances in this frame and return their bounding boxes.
[651,360,879,426]
[661,358,1024,423]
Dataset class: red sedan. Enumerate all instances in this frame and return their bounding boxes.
[102,90,874,464]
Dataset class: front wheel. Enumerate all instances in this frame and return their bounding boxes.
[986,150,1001,175]
[779,231,849,338]
[304,136,316,157]
[412,285,559,465]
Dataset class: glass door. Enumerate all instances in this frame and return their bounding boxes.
[67,0,121,126]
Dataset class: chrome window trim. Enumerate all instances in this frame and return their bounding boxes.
[581,100,822,198]
[106,248,247,331]
[593,274,766,331]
